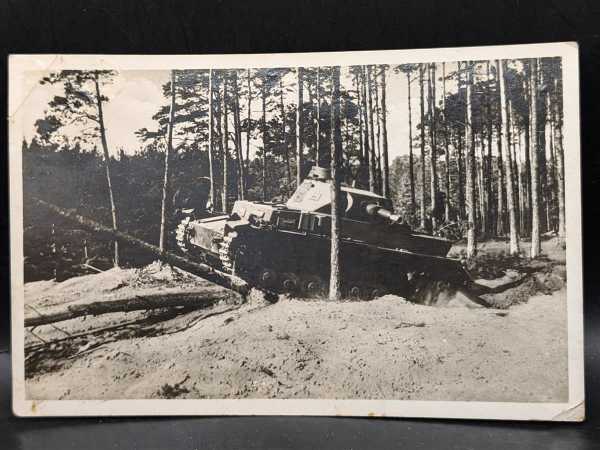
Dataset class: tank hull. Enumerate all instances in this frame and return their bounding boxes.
[225,225,469,297]
[176,200,470,299]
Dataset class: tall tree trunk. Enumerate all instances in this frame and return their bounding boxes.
[510,101,521,234]
[530,59,541,258]
[428,63,439,229]
[537,60,548,233]
[499,61,520,255]
[374,66,383,192]
[465,62,477,258]
[94,71,119,266]
[380,66,390,198]
[457,129,465,219]
[315,67,321,166]
[354,70,365,186]
[307,75,315,162]
[485,61,494,235]
[477,133,487,234]
[232,71,245,200]
[495,61,506,236]
[159,70,177,251]
[261,79,268,201]
[442,62,450,222]
[406,71,416,211]
[360,66,371,189]
[547,93,557,231]
[280,79,292,190]
[523,61,532,236]
[366,65,377,192]
[329,66,343,301]
[517,129,526,235]
[296,67,304,187]
[343,78,351,177]
[215,83,224,210]
[246,69,252,166]
[208,70,216,209]
[419,64,427,230]
[222,74,229,212]
[553,76,566,242]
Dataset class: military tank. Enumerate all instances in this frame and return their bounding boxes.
[175,166,475,300]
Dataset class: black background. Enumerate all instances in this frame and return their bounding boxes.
[1,1,599,448]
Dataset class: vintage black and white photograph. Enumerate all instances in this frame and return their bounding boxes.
[9,44,583,419]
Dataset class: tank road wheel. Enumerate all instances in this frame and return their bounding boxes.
[348,285,373,301]
[281,272,300,295]
[348,286,363,300]
[258,268,278,289]
[300,275,327,298]
[175,216,192,253]
[370,286,388,299]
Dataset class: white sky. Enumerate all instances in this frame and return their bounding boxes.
[21,63,462,161]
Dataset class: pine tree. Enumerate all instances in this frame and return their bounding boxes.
[442,62,451,223]
[465,62,477,258]
[159,70,177,251]
[419,64,427,230]
[499,61,520,255]
[360,66,371,190]
[215,77,225,211]
[428,63,439,229]
[495,61,506,236]
[380,66,390,198]
[353,68,365,187]
[40,70,120,266]
[374,66,383,192]
[329,66,343,301]
[367,66,377,192]
[523,60,533,236]
[208,70,216,209]
[261,75,268,201]
[232,70,245,200]
[530,59,542,258]
[553,74,566,243]
[296,67,304,187]
[278,77,292,191]
[485,61,494,235]
[315,67,321,166]
[222,73,230,212]
[456,123,465,220]
[402,67,416,211]
[246,69,253,168]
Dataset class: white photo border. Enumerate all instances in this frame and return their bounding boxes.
[9,42,584,420]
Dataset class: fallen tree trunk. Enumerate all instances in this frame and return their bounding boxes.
[25,290,233,328]
[33,198,251,297]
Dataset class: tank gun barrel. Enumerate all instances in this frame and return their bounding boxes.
[365,203,402,224]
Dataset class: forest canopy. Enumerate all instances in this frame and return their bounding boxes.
[23,57,565,281]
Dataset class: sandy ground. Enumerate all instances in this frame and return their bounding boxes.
[23,239,569,402]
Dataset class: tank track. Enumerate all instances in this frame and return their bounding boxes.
[218,230,237,273]
[175,216,192,253]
